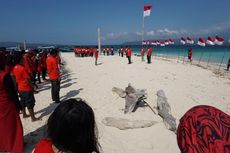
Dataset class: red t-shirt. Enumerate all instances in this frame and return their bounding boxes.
[147,48,153,56]
[34,139,54,153]
[127,48,132,57]
[13,64,33,91]
[188,51,193,57]
[141,48,145,56]
[46,55,60,80]
[94,50,99,58]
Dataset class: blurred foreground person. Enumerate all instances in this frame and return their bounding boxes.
[33,98,101,153]
[0,53,24,153]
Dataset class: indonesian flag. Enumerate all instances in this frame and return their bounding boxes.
[156,40,160,45]
[197,38,206,47]
[165,40,170,45]
[215,36,224,45]
[160,42,165,46]
[146,40,150,45]
[186,37,194,44]
[151,41,157,45]
[169,39,174,45]
[206,37,215,45]
[144,6,153,17]
[181,37,186,45]
[142,40,147,45]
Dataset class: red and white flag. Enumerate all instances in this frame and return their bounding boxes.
[197,38,206,47]
[165,40,170,45]
[206,36,215,45]
[160,42,165,46]
[142,40,147,45]
[169,39,174,45]
[144,6,153,17]
[146,40,150,45]
[215,36,224,45]
[156,40,160,45]
[181,37,186,45]
[186,37,194,44]
[151,41,157,45]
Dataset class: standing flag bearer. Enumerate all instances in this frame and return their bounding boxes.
[141,5,153,62]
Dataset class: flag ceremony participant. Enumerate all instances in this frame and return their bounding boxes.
[46,49,61,104]
[147,46,153,64]
[13,54,40,122]
[0,51,24,153]
[94,47,99,65]
[126,46,132,64]
[141,47,145,61]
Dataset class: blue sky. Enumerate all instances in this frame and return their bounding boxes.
[0,0,230,45]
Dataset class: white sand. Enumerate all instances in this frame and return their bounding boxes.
[23,53,230,153]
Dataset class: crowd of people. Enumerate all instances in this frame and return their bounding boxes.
[0,47,62,152]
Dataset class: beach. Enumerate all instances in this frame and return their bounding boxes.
[23,53,230,153]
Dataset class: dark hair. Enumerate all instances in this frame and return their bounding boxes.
[50,49,58,55]
[47,98,101,153]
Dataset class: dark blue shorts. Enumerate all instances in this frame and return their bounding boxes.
[19,91,35,109]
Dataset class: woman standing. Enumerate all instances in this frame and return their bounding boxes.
[0,51,24,153]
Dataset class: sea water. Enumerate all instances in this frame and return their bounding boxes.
[114,45,230,64]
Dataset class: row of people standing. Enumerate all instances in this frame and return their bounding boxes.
[74,47,95,57]
[0,47,61,153]
[102,47,114,56]
[117,46,153,64]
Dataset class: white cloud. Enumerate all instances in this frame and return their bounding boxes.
[196,21,230,35]
[157,28,179,35]
[135,32,142,36]
[106,32,128,39]
[146,31,155,36]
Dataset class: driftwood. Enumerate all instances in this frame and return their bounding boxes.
[112,84,147,113]
[102,117,157,130]
[156,90,176,132]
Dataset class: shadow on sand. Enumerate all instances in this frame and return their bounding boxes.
[60,88,83,101]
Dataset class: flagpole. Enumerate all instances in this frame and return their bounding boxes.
[97,28,101,54]
[141,15,145,61]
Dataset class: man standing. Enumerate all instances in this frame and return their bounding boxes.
[94,47,99,65]
[188,48,193,63]
[46,49,60,103]
[126,46,132,64]
[141,47,145,61]
[13,55,40,122]
[147,47,153,64]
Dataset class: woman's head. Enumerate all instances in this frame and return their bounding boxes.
[47,98,100,153]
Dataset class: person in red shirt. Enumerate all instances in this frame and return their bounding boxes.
[94,48,99,65]
[126,46,132,64]
[13,55,40,122]
[147,47,153,64]
[141,47,145,61]
[0,53,24,153]
[33,98,101,153]
[46,49,60,103]
[121,47,124,57]
[188,48,193,63]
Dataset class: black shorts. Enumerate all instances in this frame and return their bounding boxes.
[188,56,192,60]
[19,91,35,109]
